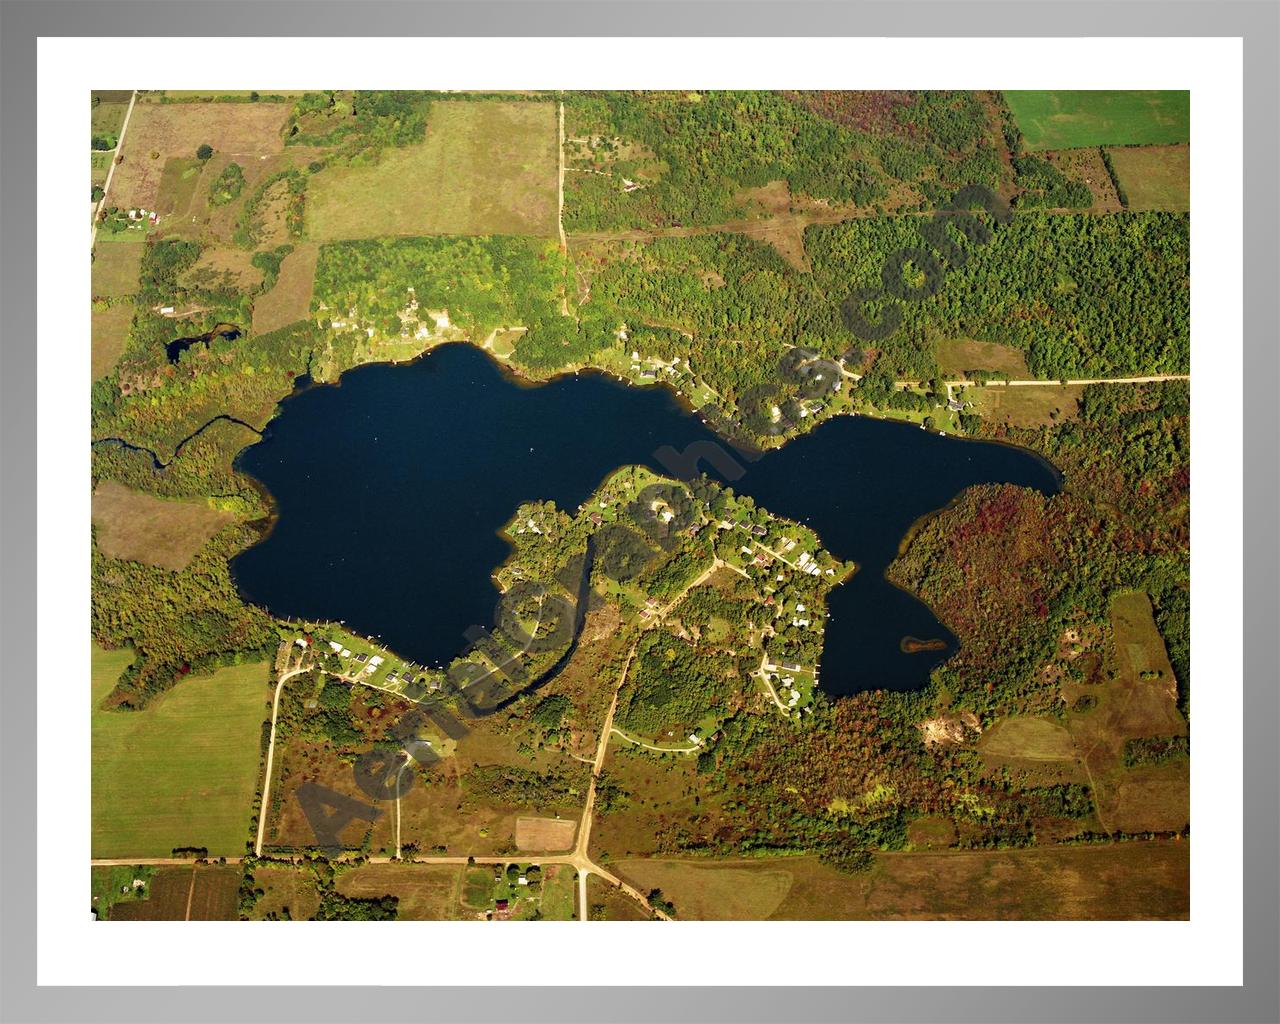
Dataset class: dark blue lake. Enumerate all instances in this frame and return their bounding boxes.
[231,343,1059,696]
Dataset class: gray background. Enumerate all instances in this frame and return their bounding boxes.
[1,2,1276,1021]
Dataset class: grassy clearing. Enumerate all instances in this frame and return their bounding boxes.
[616,843,1188,920]
[539,864,578,920]
[91,150,114,188]
[305,101,558,240]
[92,647,270,858]
[1108,144,1189,211]
[112,101,290,210]
[462,867,493,909]
[92,481,238,571]
[251,242,318,334]
[92,99,131,144]
[335,862,465,920]
[179,246,265,293]
[965,383,1085,428]
[245,864,321,920]
[155,156,205,217]
[1067,591,1188,834]
[978,716,1079,762]
[515,816,576,852]
[91,241,145,298]
[616,859,794,920]
[1045,147,1124,211]
[91,305,134,381]
[396,716,586,858]
[936,338,1029,379]
[1004,91,1189,151]
[586,873,652,920]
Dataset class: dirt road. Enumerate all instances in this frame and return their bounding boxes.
[91,89,137,247]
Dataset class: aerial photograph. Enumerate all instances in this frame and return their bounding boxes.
[89,88,1190,922]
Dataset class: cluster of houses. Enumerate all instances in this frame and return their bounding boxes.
[125,207,159,226]
[629,350,686,383]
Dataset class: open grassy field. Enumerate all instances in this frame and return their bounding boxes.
[245,864,321,920]
[112,101,291,210]
[262,735,395,855]
[335,863,466,920]
[91,151,114,188]
[305,100,558,240]
[91,241,144,298]
[393,715,588,858]
[251,242,318,334]
[1066,591,1189,834]
[978,716,1079,761]
[1108,144,1190,211]
[179,246,265,293]
[589,746,722,860]
[92,481,238,570]
[91,98,131,145]
[936,338,1030,379]
[964,383,1085,427]
[515,816,576,852]
[91,305,134,380]
[1004,91,1189,151]
[92,647,270,858]
[155,156,205,218]
[616,842,1188,920]
[539,864,578,920]
[586,873,652,921]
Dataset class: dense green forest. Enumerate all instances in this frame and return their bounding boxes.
[563,90,1010,230]
[806,212,1190,379]
[615,629,741,737]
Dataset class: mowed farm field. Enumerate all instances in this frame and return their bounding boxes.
[91,241,144,298]
[92,481,238,570]
[616,843,1188,920]
[305,101,559,239]
[1004,91,1189,150]
[1108,144,1190,211]
[92,645,270,858]
[91,305,134,380]
[112,100,291,210]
